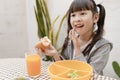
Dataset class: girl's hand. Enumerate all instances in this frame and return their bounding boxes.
[36,44,60,61]
[34,36,56,56]
[69,28,81,49]
[36,44,57,57]
[69,28,82,56]
[43,45,58,57]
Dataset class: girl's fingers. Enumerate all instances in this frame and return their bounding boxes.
[69,28,78,40]
[44,49,56,56]
[73,28,80,38]
[69,29,75,40]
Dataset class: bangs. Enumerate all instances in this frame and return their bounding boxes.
[69,0,94,13]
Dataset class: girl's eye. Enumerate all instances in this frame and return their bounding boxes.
[71,14,76,17]
[80,12,86,15]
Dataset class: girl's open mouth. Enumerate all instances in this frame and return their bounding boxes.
[75,24,84,28]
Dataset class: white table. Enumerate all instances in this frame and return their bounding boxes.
[0,58,118,80]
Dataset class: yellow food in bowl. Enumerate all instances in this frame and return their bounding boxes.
[48,60,93,80]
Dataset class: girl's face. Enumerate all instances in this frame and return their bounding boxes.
[70,10,99,38]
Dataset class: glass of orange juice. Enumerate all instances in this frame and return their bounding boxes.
[25,52,41,78]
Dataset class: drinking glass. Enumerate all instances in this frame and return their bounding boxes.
[25,51,41,78]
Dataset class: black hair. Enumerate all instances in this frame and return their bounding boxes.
[61,0,106,57]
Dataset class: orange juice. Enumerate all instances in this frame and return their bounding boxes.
[26,53,41,77]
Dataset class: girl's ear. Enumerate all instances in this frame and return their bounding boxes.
[93,13,99,23]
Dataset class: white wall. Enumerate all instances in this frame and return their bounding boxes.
[0,0,28,58]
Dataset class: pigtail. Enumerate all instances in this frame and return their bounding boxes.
[96,4,106,38]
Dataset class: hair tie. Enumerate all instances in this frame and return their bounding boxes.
[97,6,100,14]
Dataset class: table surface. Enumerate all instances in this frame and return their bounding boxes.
[0,58,118,80]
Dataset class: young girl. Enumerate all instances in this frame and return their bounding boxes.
[35,0,113,75]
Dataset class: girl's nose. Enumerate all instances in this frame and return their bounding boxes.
[75,16,82,22]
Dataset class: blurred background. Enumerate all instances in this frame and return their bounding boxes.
[0,0,120,79]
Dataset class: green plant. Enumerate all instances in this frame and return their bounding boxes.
[34,0,66,61]
[112,61,120,78]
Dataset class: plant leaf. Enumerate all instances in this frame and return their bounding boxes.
[41,0,51,36]
[112,61,120,77]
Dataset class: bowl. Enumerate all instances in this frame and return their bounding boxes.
[48,60,93,80]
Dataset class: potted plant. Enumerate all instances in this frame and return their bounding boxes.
[34,0,66,61]
[112,61,120,78]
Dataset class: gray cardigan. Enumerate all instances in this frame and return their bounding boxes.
[60,38,113,75]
